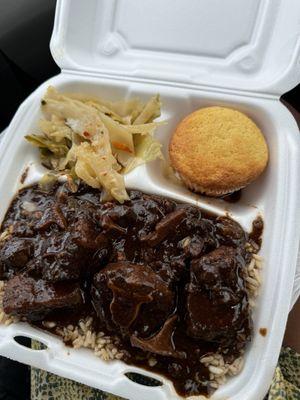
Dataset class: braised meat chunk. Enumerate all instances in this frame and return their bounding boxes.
[186,246,250,344]
[35,204,67,231]
[0,238,33,279]
[3,275,82,321]
[92,262,174,338]
[140,209,186,247]
[216,217,247,247]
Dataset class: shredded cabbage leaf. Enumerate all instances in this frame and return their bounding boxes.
[25,87,164,202]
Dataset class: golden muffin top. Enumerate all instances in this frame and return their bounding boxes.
[169,106,269,195]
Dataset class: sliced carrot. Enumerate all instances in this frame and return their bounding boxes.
[111,141,133,153]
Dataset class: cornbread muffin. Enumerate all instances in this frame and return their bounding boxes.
[169,106,268,196]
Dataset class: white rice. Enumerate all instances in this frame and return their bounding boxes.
[0,281,18,325]
[55,316,124,361]
[0,225,13,242]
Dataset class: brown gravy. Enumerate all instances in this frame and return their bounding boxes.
[0,183,262,397]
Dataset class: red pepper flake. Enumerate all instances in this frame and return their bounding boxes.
[83,131,91,138]
[259,328,267,337]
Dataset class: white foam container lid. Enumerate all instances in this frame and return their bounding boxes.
[1,0,300,399]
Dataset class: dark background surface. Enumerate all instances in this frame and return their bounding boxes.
[0,0,59,133]
[0,1,299,400]
[0,3,58,399]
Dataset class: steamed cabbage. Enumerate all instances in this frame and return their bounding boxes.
[25,87,164,203]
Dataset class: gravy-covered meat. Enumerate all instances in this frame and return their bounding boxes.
[186,246,250,344]
[31,232,86,282]
[0,238,33,279]
[140,209,186,247]
[92,262,174,338]
[216,217,247,247]
[3,275,82,320]
[0,183,262,397]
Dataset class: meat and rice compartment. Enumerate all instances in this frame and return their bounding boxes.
[0,180,263,397]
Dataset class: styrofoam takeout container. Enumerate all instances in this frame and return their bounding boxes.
[1,0,300,399]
